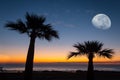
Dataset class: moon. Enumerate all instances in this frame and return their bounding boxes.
[92,14,111,30]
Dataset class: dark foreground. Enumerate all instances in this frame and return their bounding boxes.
[0,71,120,80]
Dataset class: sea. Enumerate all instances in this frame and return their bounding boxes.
[0,62,120,72]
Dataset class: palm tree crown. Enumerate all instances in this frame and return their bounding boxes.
[68,41,114,59]
[5,12,59,40]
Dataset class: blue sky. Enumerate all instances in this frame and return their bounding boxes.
[0,0,120,62]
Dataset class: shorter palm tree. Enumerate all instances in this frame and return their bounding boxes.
[68,41,114,80]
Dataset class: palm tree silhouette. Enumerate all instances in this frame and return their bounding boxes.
[5,12,59,80]
[68,41,114,80]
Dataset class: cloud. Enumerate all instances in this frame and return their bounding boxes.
[52,21,78,28]
[63,23,76,28]
[65,9,71,13]
[85,9,96,14]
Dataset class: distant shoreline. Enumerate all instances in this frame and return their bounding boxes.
[1,69,120,73]
[0,62,120,72]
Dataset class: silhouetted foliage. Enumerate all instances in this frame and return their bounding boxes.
[5,12,59,80]
[68,40,114,80]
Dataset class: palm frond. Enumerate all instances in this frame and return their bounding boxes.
[98,49,114,59]
[5,20,27,34]
[73,43,86,53]
[84,40,103,53]
[26,12,46,30]
[37,24,59,41]
[67,52,80,59]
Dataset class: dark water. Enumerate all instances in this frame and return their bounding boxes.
[0,62,120,72]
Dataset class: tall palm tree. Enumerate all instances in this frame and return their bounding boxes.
[68,41,114,80]
[5,12,59,80]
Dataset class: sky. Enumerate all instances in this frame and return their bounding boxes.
[0,0,120,63]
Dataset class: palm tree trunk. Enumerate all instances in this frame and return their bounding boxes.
[24,36,36,80]
[87,53,94,80]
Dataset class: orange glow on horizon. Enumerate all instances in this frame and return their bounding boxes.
[0,47,120,63]
[0,54,120,63]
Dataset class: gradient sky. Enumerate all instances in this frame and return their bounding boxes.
[0,0,120,63]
